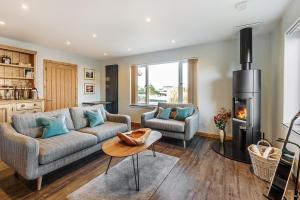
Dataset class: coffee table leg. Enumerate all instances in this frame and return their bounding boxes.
[137,154,139,191]
[152,144,156,157]
[105,156,112,174]
[132,155,139,191]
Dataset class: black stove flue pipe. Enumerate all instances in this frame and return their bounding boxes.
[240,27,252,70]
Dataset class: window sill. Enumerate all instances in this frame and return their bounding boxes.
[129,104,156,109]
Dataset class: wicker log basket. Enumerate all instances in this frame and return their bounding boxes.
[248,140,281,182]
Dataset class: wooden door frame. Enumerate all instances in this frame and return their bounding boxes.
[43,59,78,109]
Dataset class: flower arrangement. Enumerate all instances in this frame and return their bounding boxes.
[214,108,232,131]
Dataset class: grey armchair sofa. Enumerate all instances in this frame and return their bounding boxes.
[0,104,130,190]
[141,103,199,148]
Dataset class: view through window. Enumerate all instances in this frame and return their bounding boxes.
[137,60,188,105]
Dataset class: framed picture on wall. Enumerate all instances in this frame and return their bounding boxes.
[84,83,95,94]
[84,68,95,80]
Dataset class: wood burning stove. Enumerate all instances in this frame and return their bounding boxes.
[211,27,261,163]
[232,68,261,159]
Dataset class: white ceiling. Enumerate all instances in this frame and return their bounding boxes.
[0,0,292,60]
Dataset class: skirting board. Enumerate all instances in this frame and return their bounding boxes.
[197,132,233,141]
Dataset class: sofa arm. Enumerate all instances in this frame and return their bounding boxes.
[106,113,131,131]
[141,109,157,128]
[0,123,39,180]
[184,109,200,140]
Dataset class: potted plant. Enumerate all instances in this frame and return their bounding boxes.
[214,108,231,143]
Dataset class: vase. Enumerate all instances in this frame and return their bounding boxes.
[219,130,225,143]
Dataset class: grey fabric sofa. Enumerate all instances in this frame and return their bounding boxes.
[141,103,199,148]
[0,104,130,190]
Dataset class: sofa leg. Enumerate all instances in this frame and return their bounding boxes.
[37,176,43,191]
[183,140,186,149]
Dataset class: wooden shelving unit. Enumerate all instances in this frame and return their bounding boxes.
[0,44,45,123]
[0,44,36,99]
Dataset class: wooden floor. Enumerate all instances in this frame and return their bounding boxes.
[0,136,293,200]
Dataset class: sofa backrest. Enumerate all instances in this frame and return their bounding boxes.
[69,104,107,130]
[12,108,75,138]
[158,102,195,109]
[157,103,196,115]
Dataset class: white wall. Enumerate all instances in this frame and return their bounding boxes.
[269,24,283,144]
[0,37,102,105]
[101,34,274,137]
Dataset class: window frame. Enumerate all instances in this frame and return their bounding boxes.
[136,60,187,105]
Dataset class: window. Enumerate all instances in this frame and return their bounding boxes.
[283,28,300,123]
[137,60,188,105]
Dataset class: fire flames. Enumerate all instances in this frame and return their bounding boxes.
[237,108,247,120]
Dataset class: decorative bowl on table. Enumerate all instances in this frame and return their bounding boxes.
[117,128,151,146]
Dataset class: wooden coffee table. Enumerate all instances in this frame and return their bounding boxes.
[102,131,162,191]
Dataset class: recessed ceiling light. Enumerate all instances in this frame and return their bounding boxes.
[66,41,71,45]
[145,17,151,23]
[92,33,97,38]
[0,21,6,26]
[103,52,107,56]
[171,39,176,44]
[235,1,247,11]
[127,48,132,52]
[21,3,29,10]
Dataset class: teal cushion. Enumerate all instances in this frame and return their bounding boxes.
[156,107,172,120]
[85,109,104,127]
[37,114,69,139]
[175,107,193,121]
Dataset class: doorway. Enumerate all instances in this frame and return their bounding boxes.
[44,59,78,111]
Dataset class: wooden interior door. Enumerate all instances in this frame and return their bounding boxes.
[44,60,77,111]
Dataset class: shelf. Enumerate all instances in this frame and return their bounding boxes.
[82,101,112,105]
[0,88,32,90]
[0,76,34,80]
[0,63,34,69]
[0,99,44,104]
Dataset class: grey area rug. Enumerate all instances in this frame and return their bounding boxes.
[68,151,179,200]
